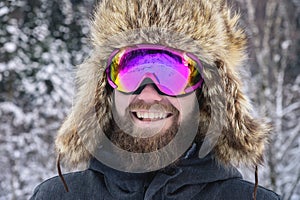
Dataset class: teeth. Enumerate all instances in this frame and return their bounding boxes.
[160,113,164,119]
[137,112,142,119]
[149,113,154,119]
[144,112,149,119]
[135,112,168,119]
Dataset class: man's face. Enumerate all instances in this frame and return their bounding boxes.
[109,83,197,153]
[102,44,202,159]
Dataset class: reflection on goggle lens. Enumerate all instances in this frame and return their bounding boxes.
[106,44,203,96]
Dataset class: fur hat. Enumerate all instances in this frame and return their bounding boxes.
[55,0,271,169]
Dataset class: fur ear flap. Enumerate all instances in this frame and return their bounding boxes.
[214,60,272,167]
[55,54,112,169]
[55,114,91,169]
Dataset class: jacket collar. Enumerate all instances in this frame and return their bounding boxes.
[89,147,242,199]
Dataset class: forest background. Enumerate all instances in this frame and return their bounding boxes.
[0,0,299,199]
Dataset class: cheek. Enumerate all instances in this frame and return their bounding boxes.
[113,90,132,117]
[168,93,198,119]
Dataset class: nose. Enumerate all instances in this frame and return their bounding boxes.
[137,84,163,103]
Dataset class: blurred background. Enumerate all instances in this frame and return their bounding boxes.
[0,0,299,199]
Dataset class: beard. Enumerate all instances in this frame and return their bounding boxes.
[105,99,180,153]
[96,95,200,172]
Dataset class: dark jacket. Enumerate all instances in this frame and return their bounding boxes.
[31,153,280,200]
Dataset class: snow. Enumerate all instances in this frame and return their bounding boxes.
[281,40,291,50]
[0,6,9,17]
[6,25,18,34]
[32,24,49,41]
[0,63,5,72]
[0,102,27,125]
[4,42,17,53]
[273,54,281,62]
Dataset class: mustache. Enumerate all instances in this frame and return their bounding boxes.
[128,99,179,114]
[107,112,179,153]
[106,99,180,153]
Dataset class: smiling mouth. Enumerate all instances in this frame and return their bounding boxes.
[131,111,173,122]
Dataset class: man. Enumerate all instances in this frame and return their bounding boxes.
[31,0,280,199]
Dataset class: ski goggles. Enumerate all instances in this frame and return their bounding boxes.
[106,44,203,96]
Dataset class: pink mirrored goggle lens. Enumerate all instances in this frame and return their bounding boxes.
[106,45,203,96]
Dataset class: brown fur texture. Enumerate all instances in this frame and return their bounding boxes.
[55,0,271,169]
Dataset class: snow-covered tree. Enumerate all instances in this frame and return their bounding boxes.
[0,0,94,199]
[232,0,300,199]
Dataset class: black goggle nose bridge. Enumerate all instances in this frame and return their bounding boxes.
[132,78,166,96]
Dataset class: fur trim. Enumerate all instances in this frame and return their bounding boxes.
[56,0,271,169]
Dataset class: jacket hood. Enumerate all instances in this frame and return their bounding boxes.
[55,0,271,169]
